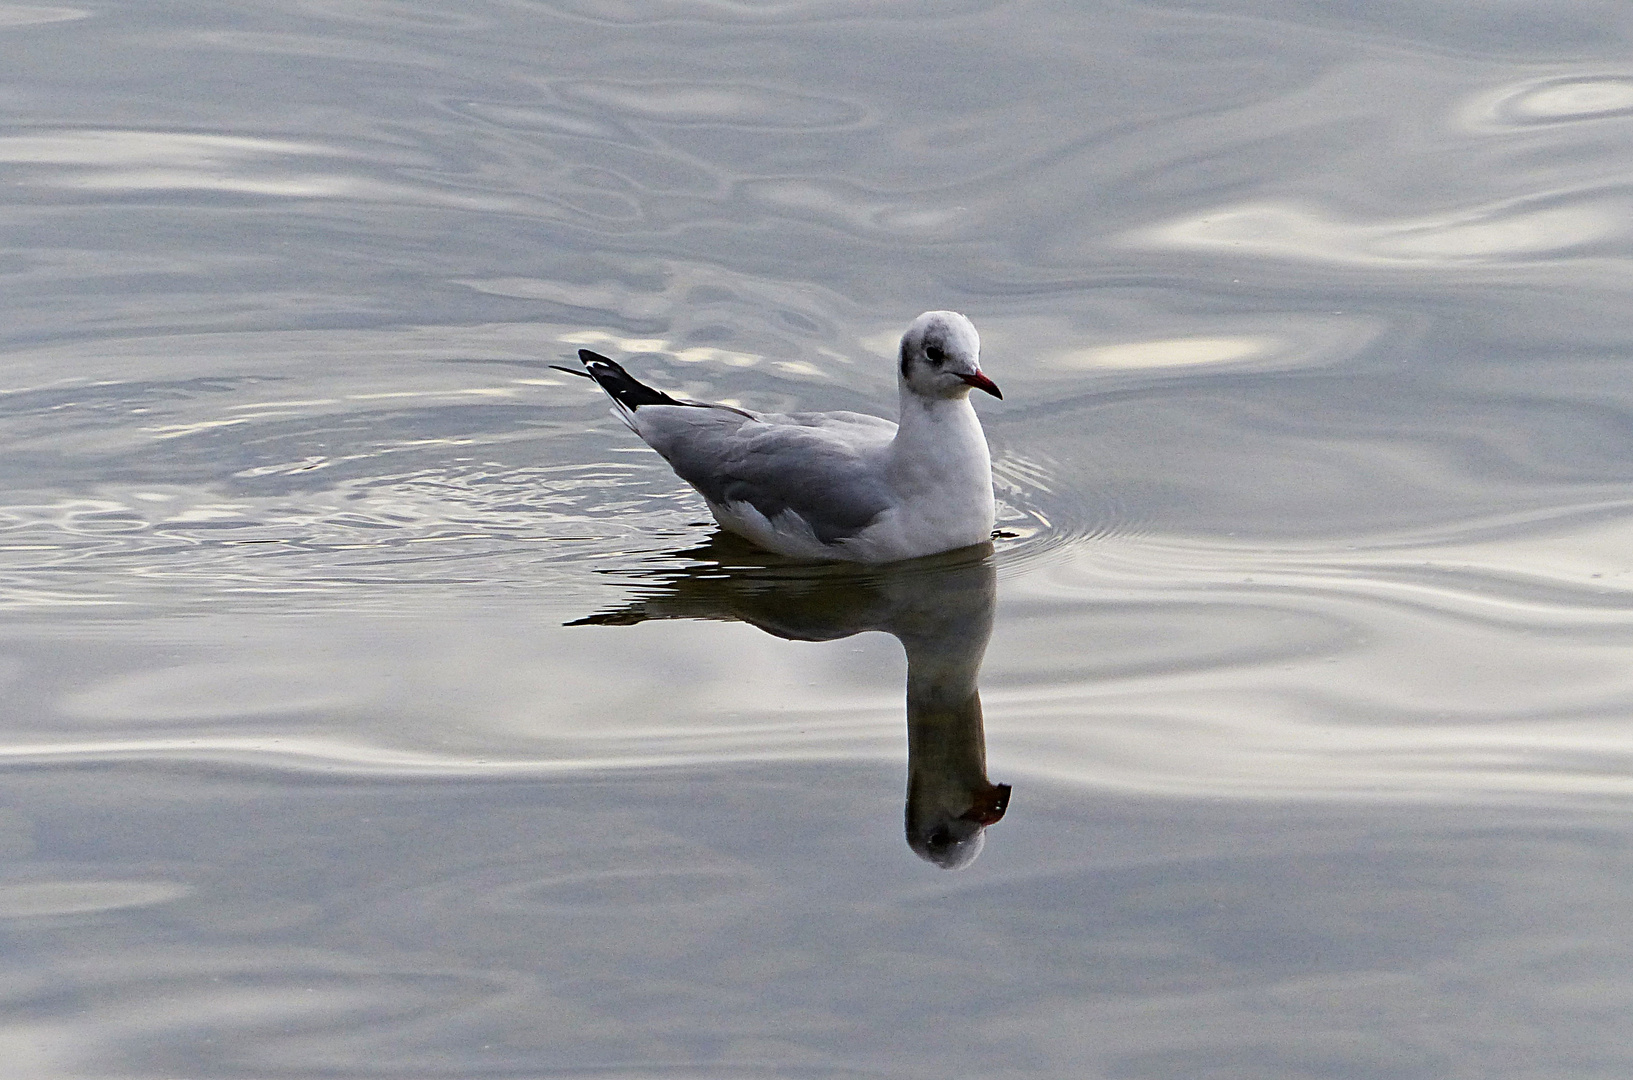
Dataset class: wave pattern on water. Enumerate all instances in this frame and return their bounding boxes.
[1464,73,1633,128]
[992,512,1633,807]
[0,461,714,609]
[1129,187,1633,270]
[6,505,1633,813]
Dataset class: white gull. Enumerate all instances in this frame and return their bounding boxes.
[558,310,1002,563]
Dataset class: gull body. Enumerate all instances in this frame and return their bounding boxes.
[566,311,1001,563]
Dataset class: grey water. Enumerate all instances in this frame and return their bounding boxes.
[5,0,1633,1076]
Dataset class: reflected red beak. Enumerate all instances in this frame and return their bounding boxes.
[959,371,1003,399]
[959,782,1013,825]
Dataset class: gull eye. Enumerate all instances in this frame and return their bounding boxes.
[924,344,944,365]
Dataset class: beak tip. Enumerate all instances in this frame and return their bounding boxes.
[961,372,1003,399]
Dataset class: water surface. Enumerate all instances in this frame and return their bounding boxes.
[4,1,1633,1076]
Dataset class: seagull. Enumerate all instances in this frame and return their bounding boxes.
[557,311,1002,563]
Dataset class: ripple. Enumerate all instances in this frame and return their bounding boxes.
[1064,335,1267,370]
[0,130,336,167]
[540,0,998,26]
[184,27,451,67]
[9,504,1633,812]
[992,518,1633,807]
[990,448,1138,575]
[1129,190,1628,268]
[0,130,371,198]
[556,80,864,129]
[741,177,970,238]
[0,5,87,28]
[61,662,371,723]
[1471,74,1633,128]
[449,100,630,141]
[0,460,707,611]
[463,278,675,322]
[0,880,190,917]
[290,0,493,30]
[0,128,523,210]
[0,724,896,779]
[1042,315,1380,378]
[511,868,757,908]
[0,953,511,1078]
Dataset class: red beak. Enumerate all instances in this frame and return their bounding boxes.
[959,371,1003,399]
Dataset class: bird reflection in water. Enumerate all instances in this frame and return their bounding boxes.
[572,536,1011,868]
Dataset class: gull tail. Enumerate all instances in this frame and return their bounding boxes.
[555,349,690,410]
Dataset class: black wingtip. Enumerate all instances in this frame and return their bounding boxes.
[573,350,689,409]
[564,611,644,626]
[549,364,593,379]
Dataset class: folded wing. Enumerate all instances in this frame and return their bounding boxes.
[634,406,897,544]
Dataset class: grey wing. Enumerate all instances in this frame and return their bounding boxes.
[774,409,898,435]
[633,406,895,543]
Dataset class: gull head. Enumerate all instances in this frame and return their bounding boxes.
[898,310,1001,401]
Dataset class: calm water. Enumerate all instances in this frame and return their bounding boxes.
[5,1,1633,1076]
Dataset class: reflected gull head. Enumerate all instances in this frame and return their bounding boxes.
[554,311,1000,563]
[909,775,1012,871]
[573,537,1009,868]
